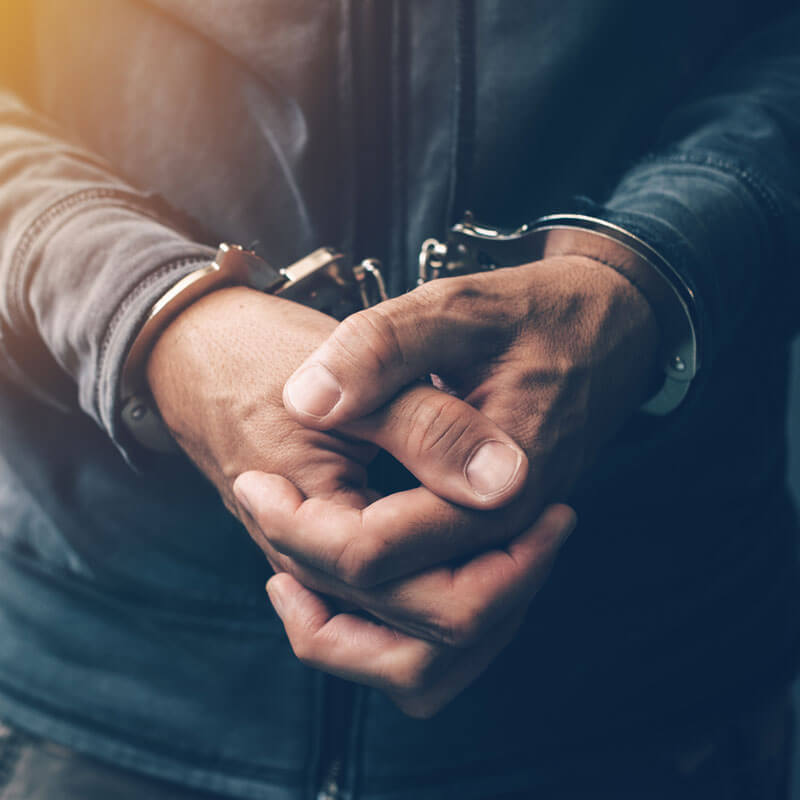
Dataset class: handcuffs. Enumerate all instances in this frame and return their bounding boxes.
[120,244,390,451]
[121,214,699,451]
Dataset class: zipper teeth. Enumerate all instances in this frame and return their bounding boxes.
[316,756,343,800]
[390,0,410,295]
[446,0,476,226]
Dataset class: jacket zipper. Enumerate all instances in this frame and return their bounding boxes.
[314,677,357,800]
[314,5,477,796]
[446,0,476,227]
[316,756,343,800]
[313,3,394,798]
[350,0,394,269]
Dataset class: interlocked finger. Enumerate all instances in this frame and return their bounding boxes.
[340,381,528,510]
[235,472,538,589]
[266,572,528,717]
[237,474,575,648]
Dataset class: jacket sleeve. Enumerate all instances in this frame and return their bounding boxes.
[593,7,800,368]
[0,87,216,453]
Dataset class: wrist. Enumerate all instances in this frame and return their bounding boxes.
[121,244,385,452]
[542,232,662,363]
[526,217,699,415]
[521,252,662,409]
[146,286,339,451]
[421,213,699,415]
[145,285,254,407]
[569,253,663,406]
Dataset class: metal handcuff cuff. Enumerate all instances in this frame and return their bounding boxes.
[121,214,699,451]
[418,213,699,415]
[120,245,389,451]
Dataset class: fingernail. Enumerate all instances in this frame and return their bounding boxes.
[465,441,522,497]
[233,472,259,516]
[266,579,286,619]
[285,364,342,419]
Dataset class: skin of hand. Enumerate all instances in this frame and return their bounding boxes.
[146,284,575,716]
[146,285,531,517]
[242,250,659,589]
[260,503,575,718]
[233,249,660,711]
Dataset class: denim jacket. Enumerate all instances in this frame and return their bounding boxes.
[0,2,799,798]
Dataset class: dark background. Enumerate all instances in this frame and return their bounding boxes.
[789,339,799,800]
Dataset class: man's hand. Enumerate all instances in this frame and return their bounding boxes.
[282,252,660,515]
[234,253,657,603]
[243,490,576,717]
[145,284,574,716]
[228,253,658,602]
[226,252,655,713]
[253,254,658,593]
[146,285,530,517]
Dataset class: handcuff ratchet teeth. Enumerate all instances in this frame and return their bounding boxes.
[417,216,545,284]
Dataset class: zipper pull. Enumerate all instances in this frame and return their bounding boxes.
[316,757,344,800]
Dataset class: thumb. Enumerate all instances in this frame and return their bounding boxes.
[283,289,472,429]
[342,382,528,509]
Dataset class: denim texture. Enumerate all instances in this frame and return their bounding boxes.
[0,690,795,800]
[0,2,799,798]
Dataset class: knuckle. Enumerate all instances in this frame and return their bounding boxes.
[289,634,316,665]
[436,602,486,648]
[408,276,448,307]
[405,394,474,460]
[385,647,442,697]
[431,273,509,318]
[439,274,483,306]
[289,619,331,668]
[392,694,442,720]
[331,534,383,588]
[391,658,435,695]
[333,307,404,374]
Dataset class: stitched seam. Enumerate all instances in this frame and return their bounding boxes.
[94,255,211,422]
[638,150,784,229]
[7,188,185,333]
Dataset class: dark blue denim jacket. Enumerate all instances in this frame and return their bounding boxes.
[0,2,799,798]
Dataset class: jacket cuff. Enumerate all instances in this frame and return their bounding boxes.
[5,186,215,463]
[582,150,782,372]
[97,251,216,464]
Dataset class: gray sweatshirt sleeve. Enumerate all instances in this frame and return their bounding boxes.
[0,89,216,451]
[594,8,800,368]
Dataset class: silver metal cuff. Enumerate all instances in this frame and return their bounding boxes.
[525,214,699,415]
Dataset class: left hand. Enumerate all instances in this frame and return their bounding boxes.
[234,249,659,714]
[238,491,576,717]
[281,251,660,541]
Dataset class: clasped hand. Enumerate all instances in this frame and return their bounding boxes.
[147,252,658,717]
